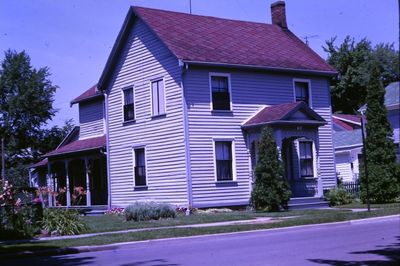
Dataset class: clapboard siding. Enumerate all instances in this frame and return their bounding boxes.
[79,100,105,139]
[184,67,336,207]
[106,18,187,207]
[335,153,353,182]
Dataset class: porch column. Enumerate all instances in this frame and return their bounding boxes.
[84,157,91,206]
[64,160,71,207]
[47,162,53,207]
[53,176,57,206]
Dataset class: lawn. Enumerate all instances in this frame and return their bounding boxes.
[1,202,398,257]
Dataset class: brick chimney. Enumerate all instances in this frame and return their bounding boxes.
[271,1,287,29]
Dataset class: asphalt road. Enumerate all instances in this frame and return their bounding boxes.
[4,216,400,266]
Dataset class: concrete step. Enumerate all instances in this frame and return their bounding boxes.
[288,197,329,210]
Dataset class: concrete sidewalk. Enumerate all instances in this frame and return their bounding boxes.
[0,216,277,244]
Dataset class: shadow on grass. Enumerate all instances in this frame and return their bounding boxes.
[119,259,179,266]
[309,236,400,266]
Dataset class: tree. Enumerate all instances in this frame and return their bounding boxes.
[0,50,57,185]
[251,127,291,211]
[360,64,399,203]
[324,36,399,113]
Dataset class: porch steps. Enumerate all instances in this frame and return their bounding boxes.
[288,197,329,210]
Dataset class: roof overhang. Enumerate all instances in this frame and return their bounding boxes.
[183,60,338,77]
[242,120,327,129]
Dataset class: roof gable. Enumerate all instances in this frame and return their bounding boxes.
[243,101,326,128]
[71,84,103,105]
[98,6,336,90]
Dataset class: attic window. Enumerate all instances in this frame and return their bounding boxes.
[294,81,310,106]
[123,87,135,121]
[211,75,231,110]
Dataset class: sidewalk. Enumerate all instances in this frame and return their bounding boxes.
[1,215,398,260]
[0,216,278,244]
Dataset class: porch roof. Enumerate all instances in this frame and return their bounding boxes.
[45,135,106,157]
[30,158,48,169]
[242,102,326,129]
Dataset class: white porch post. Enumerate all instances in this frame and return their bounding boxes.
[64,160,71,207]
[47,162,53,207]
[85,157,91,206]
[53,176,57,205]
[313,142,323,197]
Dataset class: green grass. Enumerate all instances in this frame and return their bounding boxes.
[1,203,398,256]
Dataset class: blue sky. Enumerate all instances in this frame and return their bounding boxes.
[0,0,398,127]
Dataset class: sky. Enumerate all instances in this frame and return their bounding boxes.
[0,0,398,127]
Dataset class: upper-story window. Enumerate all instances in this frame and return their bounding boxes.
[211,74,231,110]
[294,81,310,106]
[151,79,165,116]
[123,87,135,121]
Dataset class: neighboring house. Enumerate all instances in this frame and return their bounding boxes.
[333,81,400,182]
[32,1,338,208]
[30,85,108,207]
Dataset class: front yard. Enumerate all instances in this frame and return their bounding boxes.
[1,202,399,256]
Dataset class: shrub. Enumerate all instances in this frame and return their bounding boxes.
[105,207,125,216]
[41,208,87,235]
[124,202,176,221]
[0,181,43,239]
[325,188,354,206]
[251,127,291,211]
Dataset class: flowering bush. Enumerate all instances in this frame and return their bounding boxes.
[105,207,125,216]
[176,205,197,215]
[0,181,43,239]
[72,186,86,206]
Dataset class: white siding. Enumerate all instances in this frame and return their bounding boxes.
[79,100,105,139]
[106,19,187,207]
[184,68,336,207]
[335,152,353,182]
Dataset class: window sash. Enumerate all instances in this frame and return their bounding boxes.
[299,142,313,177]
[151,79,165,116]
[215,141,233,180]
[124,103,135,121]
[134,148,146,186]
[295,82,309,105]
[211,76,230,110]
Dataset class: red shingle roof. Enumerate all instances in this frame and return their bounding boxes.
[243,101,326,127]
[133,7,336,73]
[70,84,103,105]
[333,114,362,124]
[45,136,106,157]
[332,117,354,131]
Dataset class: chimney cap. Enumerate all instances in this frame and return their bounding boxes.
[271,1,285,8]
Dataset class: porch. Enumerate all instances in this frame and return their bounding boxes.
[243,102,327,198]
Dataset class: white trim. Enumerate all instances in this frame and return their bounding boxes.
[121,85,135,122]
[132,145,147,187]
[332,115,361,126]
[212,137,237,182]
[78,133,106,141]
[209,72,232,111]
[293,78,312,108]
[150,77,167,116]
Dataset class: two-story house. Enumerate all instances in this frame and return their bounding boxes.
[32,1,338,209]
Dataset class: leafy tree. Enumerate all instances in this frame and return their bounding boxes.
[324,36,399,113]
[360,64,399,203]
[0,50,58,185]
[251,127,291,211]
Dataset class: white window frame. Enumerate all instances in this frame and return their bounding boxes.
[295,139,317,179]
[212,137,237,182]
[150,77,166,117]
[121,86,135,122]
[132,145,147,187]
[209,72,232,111]
[293,79,312,108]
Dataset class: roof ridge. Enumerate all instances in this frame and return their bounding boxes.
[132,5,275,27]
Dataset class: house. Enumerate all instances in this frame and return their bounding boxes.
[30,85,108,207]
[332,81,400,182]
[32,1,338,208]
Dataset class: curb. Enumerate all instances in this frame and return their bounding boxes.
[1,214,398,260]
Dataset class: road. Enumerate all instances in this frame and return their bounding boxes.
[4,216,400,266]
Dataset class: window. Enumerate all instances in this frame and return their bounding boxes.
[215,141,233,181]
[211,75,231,110]
[299,141,313,177]
[151,79,165,116]
[294,81,310,105]
[134,148,146,186]
[123,87,134,121]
